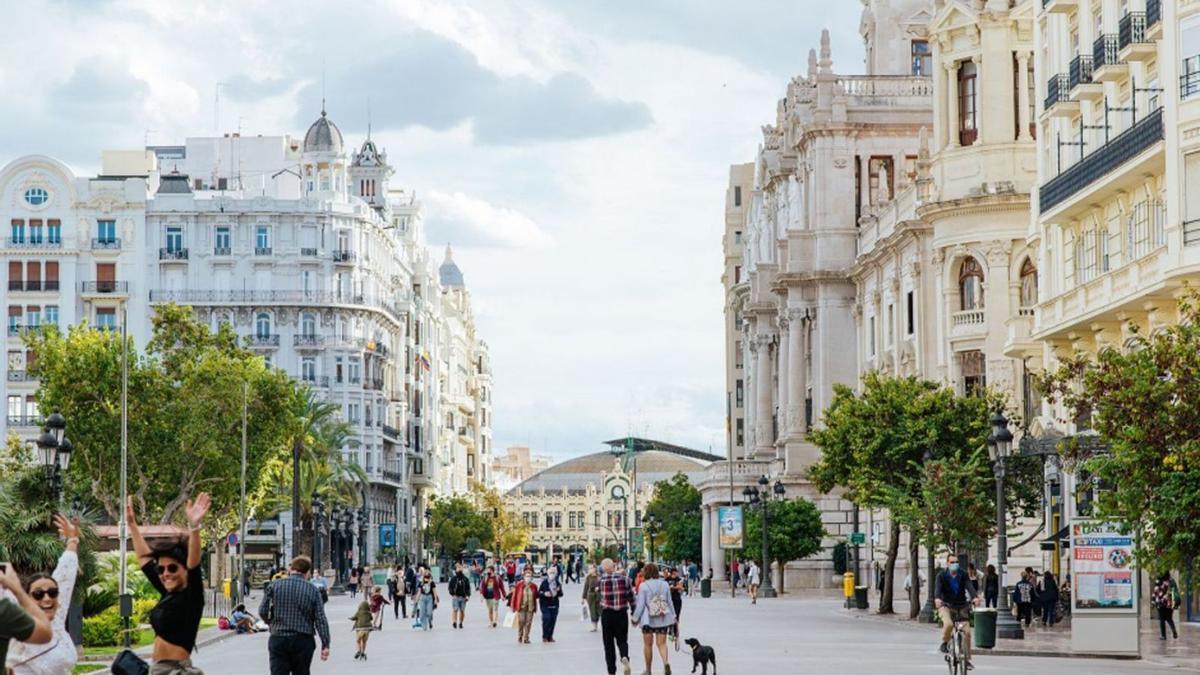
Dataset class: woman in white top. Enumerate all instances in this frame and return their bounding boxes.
[631,563,677,675]
[6,514,81,675]
[747,561,762,604]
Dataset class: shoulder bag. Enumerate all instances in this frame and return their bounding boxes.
[111,648,150,675]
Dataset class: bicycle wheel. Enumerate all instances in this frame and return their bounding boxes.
[955,629,967,675]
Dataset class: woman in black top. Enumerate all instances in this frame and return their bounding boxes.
[1040,572,1060,626]
[128,493,211,675]
[984,564,1000,608]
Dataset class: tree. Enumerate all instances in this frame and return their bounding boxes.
[426,495,494,559]
[1038,290,1200,574]
[26,304,295,526]
[643,472,703,563]
[741,496,824,593]
[470,483,530,559]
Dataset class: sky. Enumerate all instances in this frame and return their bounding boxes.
[0,0,867,463]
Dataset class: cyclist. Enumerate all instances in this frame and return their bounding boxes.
[934,553,980,670]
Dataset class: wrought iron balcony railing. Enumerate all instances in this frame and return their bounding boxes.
[1069,55,1094,89]
[1093,34,1120,70]
[80,281,128,293]
[159,247,189,260]
[91,238,121,250]
[1045,74,1069,111]
[1119,12,1147,51]
[1040,107,1163,212]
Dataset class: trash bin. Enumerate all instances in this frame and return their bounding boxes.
[854,586,869,610]
[700,578,712,598]
[973,608,997,649]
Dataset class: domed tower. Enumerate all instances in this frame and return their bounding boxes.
[300,107,347,198]
[350,129,393,215]
[438,244,465,288]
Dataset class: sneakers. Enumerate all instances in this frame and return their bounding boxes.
[621,656,631,675]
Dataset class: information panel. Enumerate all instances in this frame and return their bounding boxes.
[718,506,744,550]
[1071,519,1136,612]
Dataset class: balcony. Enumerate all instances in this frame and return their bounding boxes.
[9,280,57,292]
[159,247,189,261]
[1092,34,1127,82]
[146,290,408,326]
[951,309,986,336]
[1042,0,1077,13]
[293,334,325,349]
[332,250,356,264]
[246,334,280,349]
[1183,57,1200,101]
[1119,12,1156,61]
[6,414,40,428]
[1126,200,1166,260]
[301,375,330,388]
[1068,55,1102,102]
[300,247,318,257]
[831,75,932,108]
[365,377,385,391]
[4,238,61,249]
[91,238,121,251]
[79,281,129,296]
[382,424,402,441]
[1044,74,1077,117]
[1040,107,1163,213]
[1003,311,1038,360]
[212,246,231,257]
[7,370,35,382]
[1146,0,1162,40]
[254,247,273,256]
[7,325,27,338]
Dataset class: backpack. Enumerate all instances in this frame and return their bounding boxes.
[648,589,671,618]
[217,616,231,630]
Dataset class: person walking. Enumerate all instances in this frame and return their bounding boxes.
[0,562,53,672]
[368,586,389,630]
[631,563,677,675]
[1013,573,1036,627]
[598,558,635,675]
[509,567,539,645]
[350,595,373,661]
[6,514,82,675]
[984,564,1000,609]
[479,565,507,628]
[538,566,564,642]
[505,558,517,585]
[730,560,740,595]
[348,568,360,599]
[388,566,405,620]
[449,563,472,629]
[747,560,763,604]
[1040,572,1060,627]
[128,493,211,675]
[582,563,601,633]
[415,570,438,631]
[687,561,699,597]
[666,567,685,647]
[259,555,331,675]
[1152,571,1180,640]
[405,563,419,625]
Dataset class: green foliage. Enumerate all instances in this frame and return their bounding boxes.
[133,598,157,626]
[643,473,703,563]
[0,462,98,591]
[742,497,825,565]
[93,553,158,601]
[82,586,117,618]
[1038,289,1200,573]
[82,607,124,647]
[426,495,494,556]
[470,483,529,556]
[832,542,848,575]
[26,304,296,525]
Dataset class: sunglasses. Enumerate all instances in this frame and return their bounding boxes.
[157,563,181,575]
[31,587,60,601]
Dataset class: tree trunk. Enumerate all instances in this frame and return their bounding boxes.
[908,530,921,619]
[878,518,900,615]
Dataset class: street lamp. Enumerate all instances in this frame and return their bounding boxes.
[743,474,785,599]
[919,448,937,623]
[358,506,369,570]
[36,411,73,503]
[644,516,661,563]
[989,411,1024,640]
[312,494,325,577]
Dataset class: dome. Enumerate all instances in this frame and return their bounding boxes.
[439,245,465,288]
[303,109,344,154]
[508,448,716,496]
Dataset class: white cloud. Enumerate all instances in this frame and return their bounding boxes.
[423,190,554,249]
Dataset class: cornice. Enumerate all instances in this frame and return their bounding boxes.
[916,190,1030,221]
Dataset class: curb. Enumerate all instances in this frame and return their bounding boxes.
[80,626,239,664]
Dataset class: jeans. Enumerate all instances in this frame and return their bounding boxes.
[392,593,406,618]
[268,634,316,675]
[601,608,630,674]
[1160,606,1178,638]
[1016,602,1033,626]
[419,596,434,630]
[1041,601,1057,625]
[984,591,997,608]
[541,605,559,639]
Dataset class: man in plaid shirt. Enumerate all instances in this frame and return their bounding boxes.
[259,556,331,675]
[597,558,634,675]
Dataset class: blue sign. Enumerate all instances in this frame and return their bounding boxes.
[379,523,396,549]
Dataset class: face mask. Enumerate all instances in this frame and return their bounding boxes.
[525,576,533,582]
[949,563,960,573]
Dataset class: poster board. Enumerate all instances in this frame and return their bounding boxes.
[1070,519,1136,612]
[718,505,744,549]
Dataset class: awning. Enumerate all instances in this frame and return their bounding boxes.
[1039,525,1070,551]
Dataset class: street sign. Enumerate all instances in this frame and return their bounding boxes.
[849,532,866,545]
[227,533,239,547]
[379,523,396,549]
[628,527,644,558]
[717,506,745,549]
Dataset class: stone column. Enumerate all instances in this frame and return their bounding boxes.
[1017,52,1032,141]
[701,505,712,575]
[785,310,807,436]
[946,61,959,148]
[710,507,727,581]
[775,315,789,449]
[752,334,775,457]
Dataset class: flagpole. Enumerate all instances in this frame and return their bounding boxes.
[119,307,131,647]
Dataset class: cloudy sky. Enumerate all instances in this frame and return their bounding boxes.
[1,0,866,463]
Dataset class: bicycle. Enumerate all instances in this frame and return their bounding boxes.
[943,605,973,675]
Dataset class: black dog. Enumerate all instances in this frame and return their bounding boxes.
[684,638,716,674]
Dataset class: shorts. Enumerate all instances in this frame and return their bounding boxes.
[641,625,671,635]
[486,598,499,611]
[452,597,467,611]
[356,628,372,637]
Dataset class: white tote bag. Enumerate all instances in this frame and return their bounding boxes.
[503,609,517,628]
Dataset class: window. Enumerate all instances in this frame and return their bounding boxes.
[569,512,577,529]
[47,219,60,244]
[734,266,741,283]
[735,418,744,447]
[869,316,876,356]
[10,220,24,243]
[302,313,316,336]
[24,187,48,206]
[911,39,932,76]
[905,291,915,335]
[959,257,985,310]
[8,306,22,332]
[215,226,231,253]
[25,306,39,327]
[349,358,361,383]
[348,403,360,423]
[886,304,895,346]
[97,219,116,244]
[959,61,978,145]
[735,379,744,408]
[301,357,316,382]
[255,313,271,338]
[166,226,183,252]
[734,340,743,369]
[734,185,742,207]
[594,511,601,526]
[95,308,116,330]
[255,225,270,253]
[1022,361,1040,426]
[1184,16,1200,99]
[1020,259,1038,308]
[7,395,19,419]
[959,350,986,396]
[734,230,742,244]
[868,156,895,204]
[45,306,58,326]
[29,220,42,244]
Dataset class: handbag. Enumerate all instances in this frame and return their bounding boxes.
[111,648,150,675]
[503,609,516,628]
[580,602,589,622]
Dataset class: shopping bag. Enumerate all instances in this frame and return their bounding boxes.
[503,609,517,628]
[580,602,589,622]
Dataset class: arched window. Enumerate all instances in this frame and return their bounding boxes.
[959,257,985,310]
[1020,259,1038,308]
[959,61,978,145]
[255,312,271,338]
[301,312,316,337]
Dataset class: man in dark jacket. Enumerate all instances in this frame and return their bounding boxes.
[933,553,979,665]
[449,562,472,629]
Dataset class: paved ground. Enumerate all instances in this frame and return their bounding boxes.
[189,585,1191,674]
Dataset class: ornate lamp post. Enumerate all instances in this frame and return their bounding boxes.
[989,411,1025,640]
[644,516,661,563]
[311,494,326,576]
[919,449,937,623]
[742,475,785,598]
[358,506,369,570]
[36,411,73,504]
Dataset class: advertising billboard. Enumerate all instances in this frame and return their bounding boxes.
[1071,520,1136,612]
[718,505,744,550]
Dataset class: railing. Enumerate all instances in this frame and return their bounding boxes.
[6,370,34,382]
[159,247,189,260]
[293,334,325,347]
[254,247,272,256]
[1069,55,1094,89]
[1125,200,1166,261]
[1093,34,1120,70]
[213,246,231,256]
[702,458,772,484]
[7,280,21,291]
[80,281,128,293]
[148,289,407,325]
[300,247,318,257]
[91,238,121,250]
[833,75,933,105]
[952,309,986,328]
[1045,74,1068,111]
[1118,12,1147,51]
[1185,219,1200,247]
[332,250,356,263]
[9,280,59,291]
[1183,56,1200,100]
[246,334,280,347]
[4,238,61,249]
[1073,229,1108,284]
[1040,107,1163,212]
[6,325,25,337]
[382,424,402,440]
[6,415,41,427]
[365,378,385,390]
[1018,307,1036,317]
[1147,0,1161,30]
